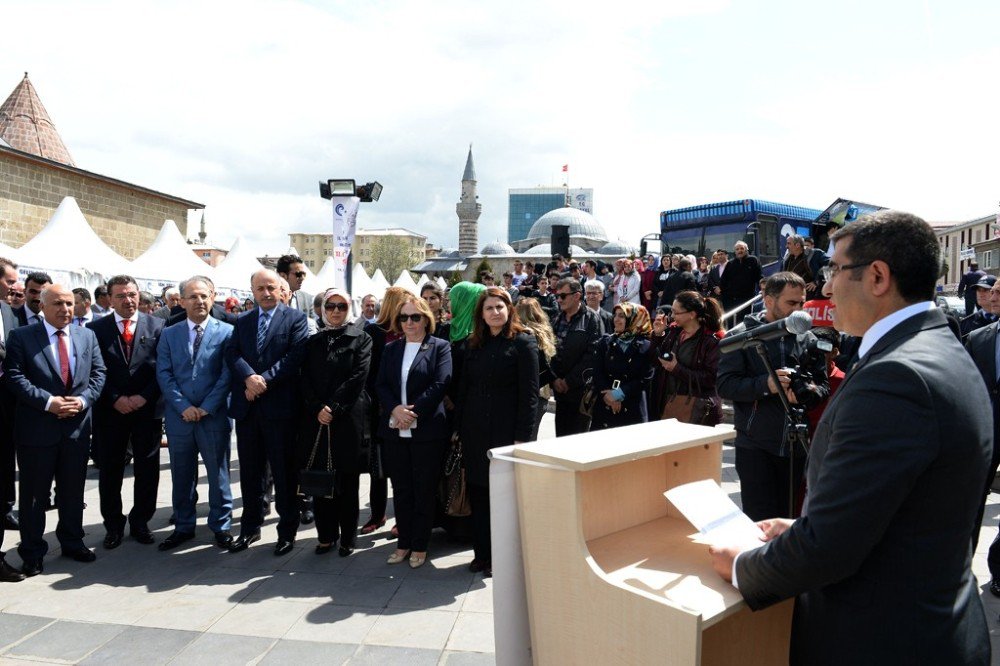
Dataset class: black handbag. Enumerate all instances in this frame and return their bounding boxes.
[299,424,335,498]
[439,437,471,517]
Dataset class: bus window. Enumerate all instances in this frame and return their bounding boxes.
[756,214,779,264]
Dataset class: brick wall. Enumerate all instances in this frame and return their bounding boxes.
[0,152,194,259]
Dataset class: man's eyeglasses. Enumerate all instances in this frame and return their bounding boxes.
[8,292,23,298]
[555,291,579,300]
[323,302,349,312]
[820,261,873,281]
[397,313,424,323]
[292,271,307,278]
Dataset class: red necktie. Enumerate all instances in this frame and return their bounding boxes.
[122,319,133,360]
[56,330,72,392]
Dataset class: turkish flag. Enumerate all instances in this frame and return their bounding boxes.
[561,164,568,172]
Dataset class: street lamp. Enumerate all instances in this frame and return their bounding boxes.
[318,178,383,294]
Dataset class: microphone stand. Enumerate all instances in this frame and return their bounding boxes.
[747,339,811,517]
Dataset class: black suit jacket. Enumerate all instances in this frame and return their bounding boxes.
[736,308,991,665]
[87,313,164,419]
[549,307,602,393]
[375,335,452,442]
[226,303,309,421]
[3,322,106,447]
[0,302,19,362]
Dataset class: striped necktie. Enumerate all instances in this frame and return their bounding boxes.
[257,312,270,353]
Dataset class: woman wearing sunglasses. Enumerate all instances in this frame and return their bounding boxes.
[375,295,452,569]
[299,289,372,557]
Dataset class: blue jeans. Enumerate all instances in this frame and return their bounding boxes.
[167,423,232,534]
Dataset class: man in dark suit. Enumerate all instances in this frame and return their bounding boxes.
[156,276,235,551]
[14,272,52,327]
[5,284,106,576]
[710,211,991,665]
[965,278,1000,597]
[719,241,761,314]
[87,275,165,549]
[706,249,726,300]
[90,285,111,317]
[226,269,309,555]
[0,256,22,581]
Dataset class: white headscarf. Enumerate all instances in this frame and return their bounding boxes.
[322,288,354,328]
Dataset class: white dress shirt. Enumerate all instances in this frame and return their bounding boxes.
[41,319,84,411]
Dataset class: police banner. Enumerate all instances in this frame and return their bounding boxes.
[331,196,360,292]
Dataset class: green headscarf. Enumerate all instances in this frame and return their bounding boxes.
[449,281,487,343]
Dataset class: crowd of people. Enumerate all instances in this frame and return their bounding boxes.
[0,225,996,661]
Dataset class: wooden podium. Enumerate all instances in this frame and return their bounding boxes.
[512,420,791,665]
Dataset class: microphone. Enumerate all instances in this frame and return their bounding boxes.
[719,310,813,354]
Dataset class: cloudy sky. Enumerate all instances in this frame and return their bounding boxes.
[4,0,1000,256]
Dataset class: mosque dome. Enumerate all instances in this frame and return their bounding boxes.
[598,239,637,256]
[524,243,590,257]
[480,240,516,255]
[525,206,609,244]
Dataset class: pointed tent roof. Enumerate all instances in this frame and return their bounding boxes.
[351,263,373,301]
[213,236,265,293]
[416,274,429,290]
[17,196,129,275]
[128,219,217,283]
[315,256,338,286]
[0,73,74,166]
[370,269,391,298]
[435,276,448,290]
[462,144,475,181]
[394,269,419,296]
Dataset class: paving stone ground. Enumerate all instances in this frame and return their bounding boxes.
[0,410,997,664]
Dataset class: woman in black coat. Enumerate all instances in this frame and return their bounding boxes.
[456,287,539,577]
[300,289,372,556]
[375,295,452,569]
[590,302,654,430]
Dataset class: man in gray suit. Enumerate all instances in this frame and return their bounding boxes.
[276,254,314,320]
[966,279,1000,597]
[6,284,106,576]
[710,211,991,665]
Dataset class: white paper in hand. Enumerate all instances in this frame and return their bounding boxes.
[665,479,765,551]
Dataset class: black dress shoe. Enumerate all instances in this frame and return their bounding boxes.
[103,532,123,550]
[274,539,295,556]
[158,531,195,551]
[300,509,314,525]
[131,529,155,545]
[3,513,18,531]
[990,578,1000,598]
[62,547,96,563]
[338,545,354,557]
[21,559,43,577]
[0,558,25,582]
[315,543,334,555]
[229,532,261,553]
[214,530,234,549]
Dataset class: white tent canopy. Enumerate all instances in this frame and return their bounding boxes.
[17,196,131,279]
[315,256,338,287]
[416,274,429,291]
[393,269,419,296]
[128,219,215,290]
[370,269,390,298]
[351,263,374,301]
[298,264,325,298]
[213,236,265,297]
[436,276,448,291]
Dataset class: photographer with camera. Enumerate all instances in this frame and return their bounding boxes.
[717,272,829,521]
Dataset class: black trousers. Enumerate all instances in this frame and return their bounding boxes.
[529,397,547,442]
[314,473,360,547]
[735,445,805,522]
[0,397,15,521]
[235,411,299,541]
[469,481,491,562]
[384,436,445,551]
[17,436,89,562]
[554,391,591,437]
[367,476,387,523]
[96,412,162,534]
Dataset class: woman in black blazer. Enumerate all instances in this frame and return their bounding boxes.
[456,287,539,577]
[300,289,372,557]
[375,294,452,569]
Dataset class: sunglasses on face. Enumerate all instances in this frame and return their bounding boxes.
[397,313,424,324]
[292,271,307,278]
[323,302,349,312]
[555,292,579,300]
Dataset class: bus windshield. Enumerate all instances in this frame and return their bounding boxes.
[661,222,747,258]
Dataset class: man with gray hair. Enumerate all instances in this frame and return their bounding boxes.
[719,241,762,313]
[156,276,234,551]
[583,280,612,334]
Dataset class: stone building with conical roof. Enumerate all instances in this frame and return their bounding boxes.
[0,73,202,258]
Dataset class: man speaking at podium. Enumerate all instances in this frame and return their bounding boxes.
[710,211,991,665]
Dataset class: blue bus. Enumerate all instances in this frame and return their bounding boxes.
[659,199,822,268]
[808,198,886,251]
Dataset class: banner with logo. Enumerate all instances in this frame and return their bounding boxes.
[331,196,361,292]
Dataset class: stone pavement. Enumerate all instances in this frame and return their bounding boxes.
[0,412,997,664]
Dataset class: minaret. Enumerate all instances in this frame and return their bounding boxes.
[456,144,481,256]
[198,211,207,243]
